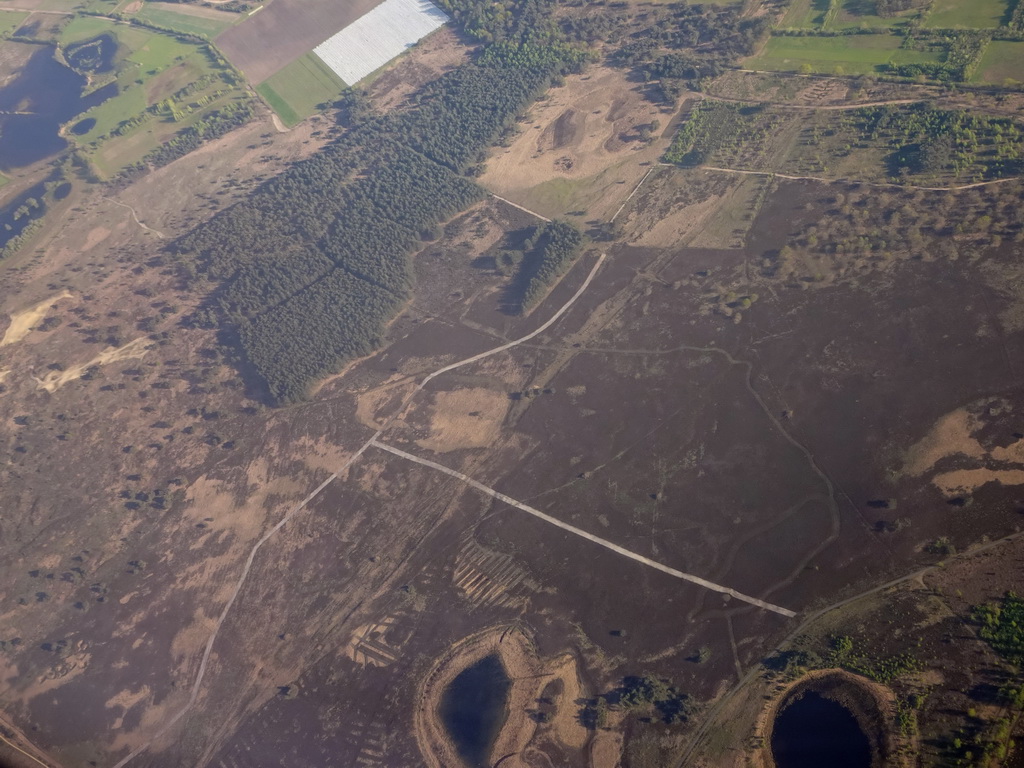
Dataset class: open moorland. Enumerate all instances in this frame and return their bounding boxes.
[1,0,1024,766]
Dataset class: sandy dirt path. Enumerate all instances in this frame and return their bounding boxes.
[696,165,1022,193]
[370,439,797,618]
[489,193,551,222]
[100,197,165,239]
[114,252,607,767]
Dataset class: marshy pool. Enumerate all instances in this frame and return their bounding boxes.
[439,654,511,767]
[0,43,115,171]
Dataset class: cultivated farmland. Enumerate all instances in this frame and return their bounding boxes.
[744,34,943,76]
[215,0,383,84]
[972,40,1024,84]
[256,52,346,127]
[923,0,1009,28]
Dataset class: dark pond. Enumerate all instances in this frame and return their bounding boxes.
[440,654,511,768]
[0,43,116,171]
[771,691,871,768]
[70,117,97,136]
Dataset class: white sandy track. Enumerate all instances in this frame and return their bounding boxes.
[489,193,551,222]
[371,440,797,618]
[697,165,1021,193]
[113,252,606,767]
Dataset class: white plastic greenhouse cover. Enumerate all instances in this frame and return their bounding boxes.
[313,0,449,85]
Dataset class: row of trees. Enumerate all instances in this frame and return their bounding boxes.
[513,221,585,313]
[176,43,587,402]
[885,31,989,82]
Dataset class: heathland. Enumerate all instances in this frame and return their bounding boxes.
[1,0,1024,767]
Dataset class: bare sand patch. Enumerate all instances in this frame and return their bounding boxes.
[589,729,624,768]
[546,654,588,751]
[479,65,683,220]
[415,387,510,453]
[932,468,1024,497]
[902,408,985,477]
[991,437,1024,464]
[82,226,111,251]
[33,336,151,392]
[355,376,418,431]
[0,290,72,347]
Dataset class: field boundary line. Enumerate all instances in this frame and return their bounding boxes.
[370,439,797,618]
[112,252,606,767]
[0,731,53,768]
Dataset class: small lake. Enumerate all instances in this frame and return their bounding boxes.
[440,654,511,767]
[0,43,116,172]
[771,691,871,768]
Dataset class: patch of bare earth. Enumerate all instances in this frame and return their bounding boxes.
[479,65,684,221]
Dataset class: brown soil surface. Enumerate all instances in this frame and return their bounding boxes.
[479,65,685,221]
[215,0,383,84]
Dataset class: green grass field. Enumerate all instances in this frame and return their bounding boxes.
[923,0,1009,28]
[257,52,345,127]
[58,16,248,174]
[0,9,28,35]
[745,34,943,75]
[133,5,236,38]
[971,40,1024,84]
[824,0,922,29]
[780,0,831,28]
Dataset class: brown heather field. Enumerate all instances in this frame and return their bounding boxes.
[2,45,1024,768]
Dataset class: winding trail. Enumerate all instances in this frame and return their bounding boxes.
[101,196,165,239]
[370,439,797,618]
[113,252,606,767]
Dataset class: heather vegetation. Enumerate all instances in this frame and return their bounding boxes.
[768,181,1023,282]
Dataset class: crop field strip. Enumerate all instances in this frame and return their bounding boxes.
[215,0,384,84]
[255,52,347,127]
[312,0,448,86]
